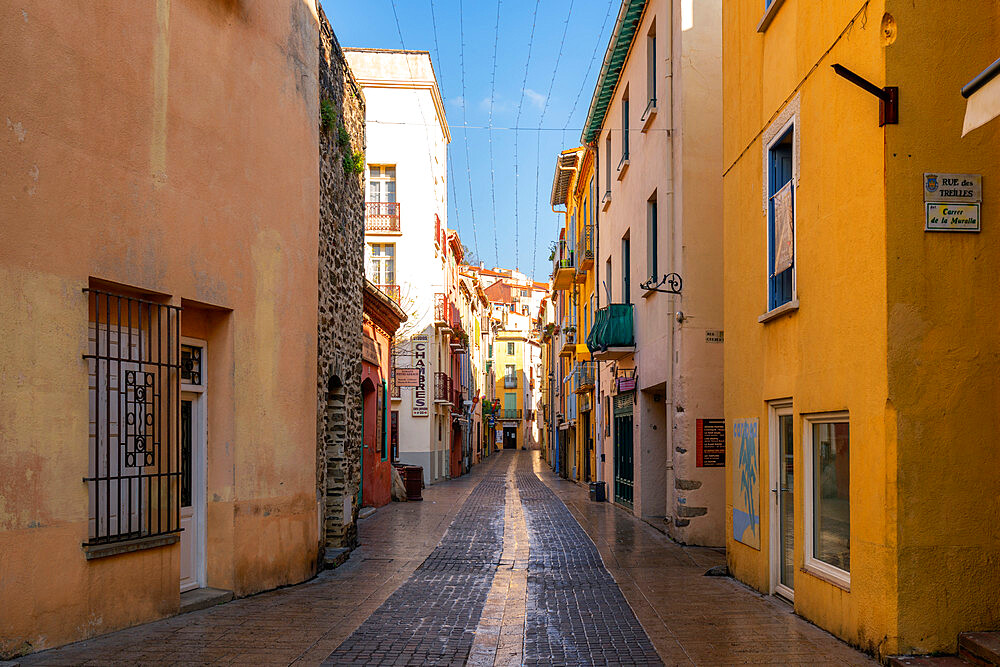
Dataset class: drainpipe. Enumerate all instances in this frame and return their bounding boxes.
[592,139,603,485]
[664,0,678,528]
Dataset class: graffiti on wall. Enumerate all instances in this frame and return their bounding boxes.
[732,417,760,549]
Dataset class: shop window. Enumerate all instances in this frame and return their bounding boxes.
[804,413,850,588]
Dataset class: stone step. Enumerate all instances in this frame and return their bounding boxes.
[179,587,234,615]
[888,656,971,667]
[959,632,1000,666]
[324,546,350,569]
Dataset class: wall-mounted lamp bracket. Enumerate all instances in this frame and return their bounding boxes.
[640,272,683,295]
[832,64,898,126]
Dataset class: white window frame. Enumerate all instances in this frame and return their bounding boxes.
[802,410,851,591]
[768,399,794,601]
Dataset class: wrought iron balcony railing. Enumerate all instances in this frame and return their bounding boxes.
[365,201,401,233]
[434,371,453,403]
[499,408,522,420]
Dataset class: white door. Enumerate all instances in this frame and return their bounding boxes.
[180,392,205,592]
[769,401,794,600]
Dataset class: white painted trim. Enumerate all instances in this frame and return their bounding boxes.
[767,400,793,598]
[802,410,851,591]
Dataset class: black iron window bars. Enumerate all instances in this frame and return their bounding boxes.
[83,288,182,547]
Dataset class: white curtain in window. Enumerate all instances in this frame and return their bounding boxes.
[773,182,794,275]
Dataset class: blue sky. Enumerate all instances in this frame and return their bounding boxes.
[321,0,618,283]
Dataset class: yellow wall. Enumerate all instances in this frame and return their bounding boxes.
[0,0,321,655]
[884,1,1000,653]
[725,0,1000,657]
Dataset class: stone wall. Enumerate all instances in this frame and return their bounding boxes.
[317,7,365,562]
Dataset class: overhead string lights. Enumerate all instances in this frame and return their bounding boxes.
[512,0,541,275]
[458,0,481,260]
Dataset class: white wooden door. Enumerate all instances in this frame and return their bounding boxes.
[179,393,205,592]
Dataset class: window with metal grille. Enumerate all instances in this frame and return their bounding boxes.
[83,288,181,547]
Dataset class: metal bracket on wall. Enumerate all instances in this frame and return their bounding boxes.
[832,63,898,126]
[639,272,683,295]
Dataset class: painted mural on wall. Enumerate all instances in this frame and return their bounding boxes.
[733,417,760,549]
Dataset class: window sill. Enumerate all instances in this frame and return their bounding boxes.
[83,533,180,560]
[641,103,657,132]
[617,159,630,181]
[758,299,798,323]
[757,0,785,32]
[602,191,612,211]
[802,559,850,592]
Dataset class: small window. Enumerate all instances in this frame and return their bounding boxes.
[605,258,613,303]
[507,342,515,355]
[605,133,612,196]
[646,195,658,282]
[621,234,631,305]
[368,164,396,203]
[804,413,850,588]
[368,243,396,286]
[646,22,657,110]
[620,88,630,166]
[767,127,794,311]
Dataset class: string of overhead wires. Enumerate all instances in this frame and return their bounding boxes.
[511,0,541,275]
[487,0,502,267]
[562,0,616,144]
[458,0,481,260]
[532,0,576,277]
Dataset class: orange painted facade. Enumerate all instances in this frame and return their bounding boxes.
[0,0,326,657]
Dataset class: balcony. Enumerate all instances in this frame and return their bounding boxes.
[375,283,401,304]
[552,239,575,291]
[434,371,453,404]
[559,327,577,358]
[504,375,517,389]
[574,361,596,394]
[577,224,594,272]
[586,304,635,361]
[433,293,452,332]
[498,408,522,421]
[365,201,401,233]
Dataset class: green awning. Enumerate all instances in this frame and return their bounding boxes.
[581,0,648,145]
[586,304,634,352]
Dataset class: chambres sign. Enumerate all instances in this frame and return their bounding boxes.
[411,335,428,417]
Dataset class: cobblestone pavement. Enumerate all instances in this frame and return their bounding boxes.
[18,450,877,666]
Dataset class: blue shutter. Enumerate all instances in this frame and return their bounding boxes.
[768,133,794,310]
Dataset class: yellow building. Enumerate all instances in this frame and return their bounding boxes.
[724,0,1000,658]
[550,148,598,483]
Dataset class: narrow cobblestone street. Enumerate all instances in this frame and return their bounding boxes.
[19,451,876,666]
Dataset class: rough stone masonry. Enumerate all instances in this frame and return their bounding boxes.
[316,7,365,563]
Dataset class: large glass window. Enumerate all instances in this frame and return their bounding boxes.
[806,416,850,583]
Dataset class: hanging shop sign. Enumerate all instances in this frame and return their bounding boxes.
[395,368,421,387]
[411,335,428,417]
[696,418,726,467]
[924,173,982,232]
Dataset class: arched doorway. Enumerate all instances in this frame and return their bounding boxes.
[360,378,377,507]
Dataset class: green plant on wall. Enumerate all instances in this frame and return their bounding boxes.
[343,150,364,175]
[320,98,337,132]
[337,125,350,148]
